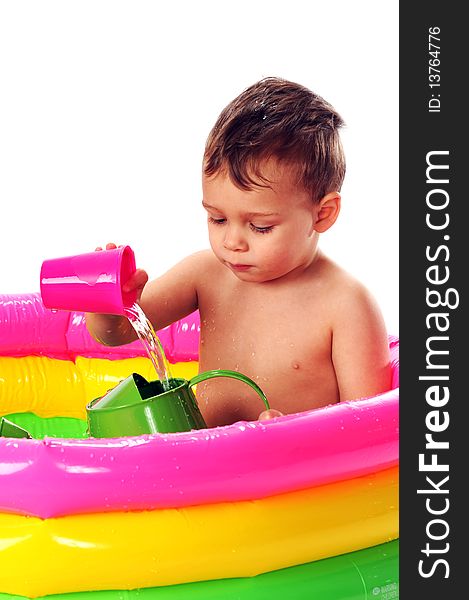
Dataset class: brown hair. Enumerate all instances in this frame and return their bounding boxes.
[203,77,346,203]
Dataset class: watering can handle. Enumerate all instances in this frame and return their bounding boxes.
[189,369,270,412]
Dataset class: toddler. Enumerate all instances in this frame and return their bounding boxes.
[86,77,391,427]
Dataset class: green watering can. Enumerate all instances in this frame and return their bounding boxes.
[86,369,270,438]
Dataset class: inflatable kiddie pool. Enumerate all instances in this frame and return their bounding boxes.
[0,293,399,600]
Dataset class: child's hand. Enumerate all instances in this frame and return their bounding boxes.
[258,409,284,421]
[95,243,149,302]
[122,269,149,302]
[95,242,119,251]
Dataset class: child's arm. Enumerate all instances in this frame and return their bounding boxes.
[86,249,209,347]
[331,281,392,402]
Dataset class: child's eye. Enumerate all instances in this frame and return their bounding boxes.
[208,216,226,225]
[250,224,274,234]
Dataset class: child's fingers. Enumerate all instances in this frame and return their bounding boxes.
[122,269,148,293]
[95,243,121,251]
[258,409,284,421]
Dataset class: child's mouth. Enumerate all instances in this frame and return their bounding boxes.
[227,262,253,272]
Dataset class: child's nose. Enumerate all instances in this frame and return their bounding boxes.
[223,225,248,251]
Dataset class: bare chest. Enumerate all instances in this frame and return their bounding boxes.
[196,283,338,425]
[200,296,321,368]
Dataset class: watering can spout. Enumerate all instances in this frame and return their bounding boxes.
[0,417,32,439]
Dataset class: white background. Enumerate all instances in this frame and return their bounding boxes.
[0,0,398,334]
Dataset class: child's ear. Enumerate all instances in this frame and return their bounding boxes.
[313,192,341,233]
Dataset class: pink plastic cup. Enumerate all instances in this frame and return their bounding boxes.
[40,246,137,315]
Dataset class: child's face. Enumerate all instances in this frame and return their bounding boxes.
[202,162,320,283]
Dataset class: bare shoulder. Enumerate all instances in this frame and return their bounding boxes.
[191,248,221,270]
[162,249,219,279]
[316,254,392,400]
[139,249,221,329]
[316,254,384,324]
[183,249,224,283]
[314,253,390,352]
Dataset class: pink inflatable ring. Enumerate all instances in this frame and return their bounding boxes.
[0,293,399,520]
